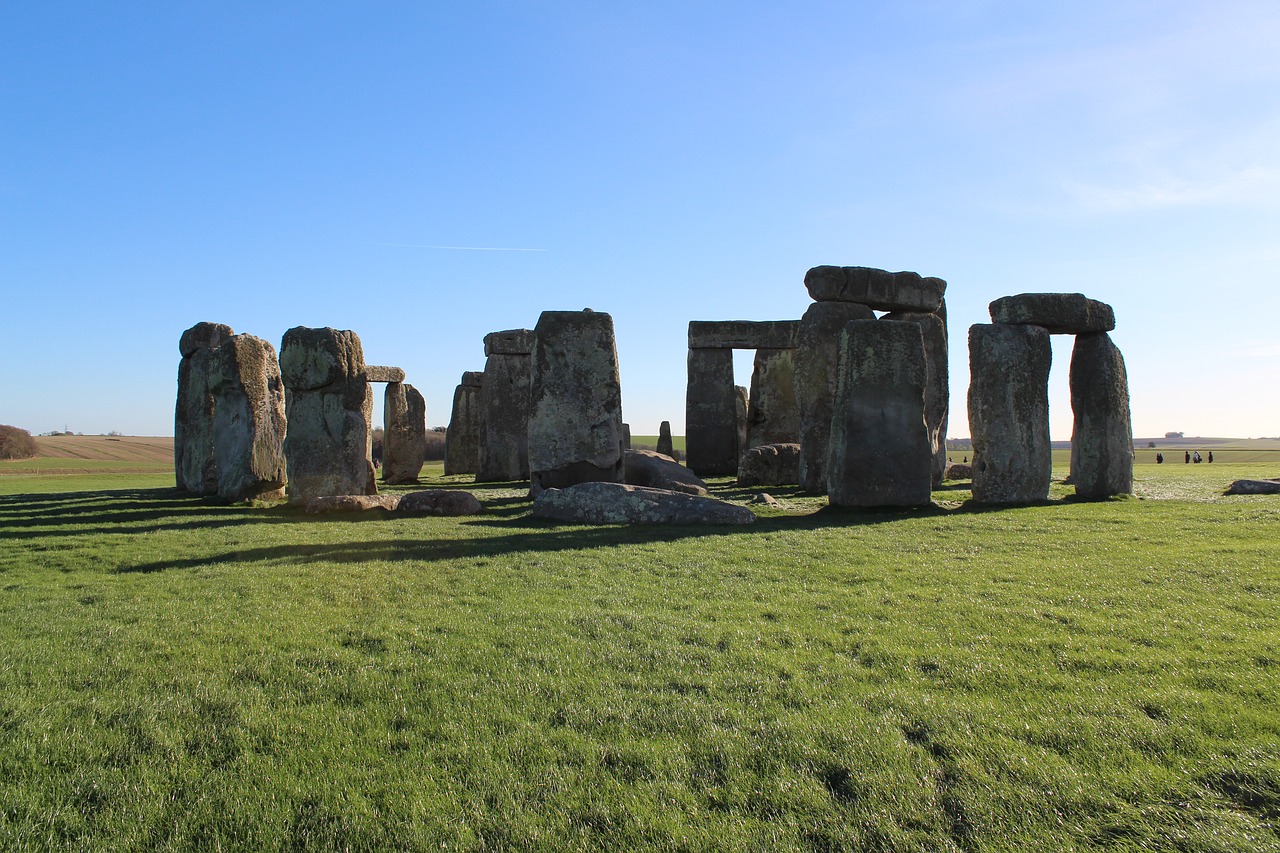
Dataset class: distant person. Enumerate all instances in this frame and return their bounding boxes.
[1193,451,1202,464]
[1185,450,1191,464]
[1156,452,1163,464]
[1208,451,1214,463]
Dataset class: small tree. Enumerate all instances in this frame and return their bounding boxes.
[0,425,38,460]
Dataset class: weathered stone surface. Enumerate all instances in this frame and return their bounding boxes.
[882,305,949,487]
[206,334,288,502]
[304,494,400,513]
[397,489,483,515]
[989,293,1115,334]
[279,326,376,503]
[532,482,756,525]
[1069,332,1133,499]
[527,310,625,494]
[827,321,933,507]
[444,372,485,475]
[1226,479,1280,495]
[685,348,738,476]
[968,323,1052,504]
[175,322,234,494]
[805,266,946,313]
[944,462,973,480]
[476,334,532,482]
[794,301,876,493]
[382,382,427,484]
[483,328,536,356]
[688,320,799,350]
[750,493,780,507]
[737,443,800,487]
[657,421,674,457]
[365,365,406,383]
[746,349,799,450]
[624,449,709,496]
[734,386,749,463]
[623,423,631,450]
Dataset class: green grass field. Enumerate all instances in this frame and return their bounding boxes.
[1,457,1278,850]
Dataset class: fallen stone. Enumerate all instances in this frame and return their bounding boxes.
[737,443,800,487]
[532,482,756,525]
[1225,479,1280,495]
[749,493,780,507]
[624,449,709,496]
[944,462,973,480]
[304,494,400,513]
[804,266,946,313]
[989,293,1115,334]
[397,490,483,515]
[527,310,625,494]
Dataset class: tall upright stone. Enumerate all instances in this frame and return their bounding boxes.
[476,329,534,482]
[745,349,799,451]
[968,323,1052,504]
[383,382,427,484]
[444,371,485,476]
[882,302,949,486]
[279,326,376,503]
[1069,332,1133,499]
[527,310,625,494]
[827,320,932,508]
[734,386,750,464]
[685,348,737,476]
[175,322,234,494]
[656,421,674,457]
[206,333,288,502]
[795,301,875,493]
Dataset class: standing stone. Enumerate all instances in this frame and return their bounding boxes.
[657,421,674,458]
[685,348,738,476]
[623,423,632,451]
[734,385,750,463]
[444,371,485,475]
[795,301,875,493]
[882,303,949,487]
[279,326,376,503]
[527,310,625,494]
[206,333,288,502]
[383,382,427,484]
[827,320,932,508]
[968,323,1052,504]
[175,322,234,494]
[1069,332,1133,499]
[745,348,799,451]
[476,329,534,482]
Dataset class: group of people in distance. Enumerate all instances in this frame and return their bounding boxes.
[1155,450,1212,464]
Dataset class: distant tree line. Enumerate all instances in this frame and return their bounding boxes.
[0,425,37,460]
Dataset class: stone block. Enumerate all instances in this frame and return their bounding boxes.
[989,293,1115,334]
[805,266,946,313]
[688,320,799,350]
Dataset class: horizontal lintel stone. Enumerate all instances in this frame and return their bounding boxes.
[365,365,406,383]
[688,320,799,350]
[804,266,946,313]
[988,293,1116,334]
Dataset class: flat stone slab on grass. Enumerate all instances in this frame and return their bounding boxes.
[804,266,946,313]
[533,482,756,525]
[397,490,483,515]
[305,494,401,513]
[989,293,1115,334]
[1225,479,1280,495]
[738,443,800,487]
[623,449,709,495]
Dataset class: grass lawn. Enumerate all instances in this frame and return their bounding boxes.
[1,459,1278,850]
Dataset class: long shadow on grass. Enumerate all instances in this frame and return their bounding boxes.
[0,488,293,539]
[112,504,943,574]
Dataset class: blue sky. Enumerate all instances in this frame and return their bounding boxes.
[3,1,1277,439]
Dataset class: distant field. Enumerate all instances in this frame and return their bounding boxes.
[630,435,686,452]
[0,435,175,474]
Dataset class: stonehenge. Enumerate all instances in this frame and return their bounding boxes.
[175,321,234,494]
[279,326,377,504]
[382,382,427,484]
[476,328,534,482]
[444,371,485,475]
[527,310,625,494]
[827,320,933,508]
[1069,332,1133,499]
[656,421,674,457]
[206,333,288,502]
[745,349,799,451]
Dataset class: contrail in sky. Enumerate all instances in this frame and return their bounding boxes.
[378,243,547,252]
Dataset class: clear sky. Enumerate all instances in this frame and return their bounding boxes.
[3,2,1277,440]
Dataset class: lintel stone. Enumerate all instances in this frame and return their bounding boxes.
[989,293,1115,334]
[365,365,406,383]
[688,320,798,350]
[484,329,535,356]
[805,266,946,313]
